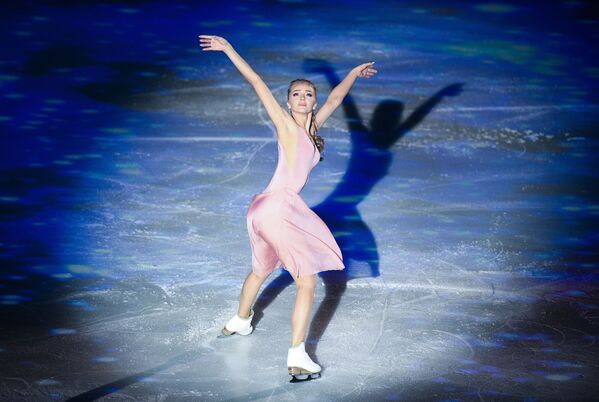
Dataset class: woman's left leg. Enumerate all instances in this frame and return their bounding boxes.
[287,272,321,379]
[290,273,317,346]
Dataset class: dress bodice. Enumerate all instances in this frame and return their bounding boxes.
[262,126,320,194]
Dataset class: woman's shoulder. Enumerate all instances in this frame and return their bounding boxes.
[275,112,319,138]
[276,115,300,137]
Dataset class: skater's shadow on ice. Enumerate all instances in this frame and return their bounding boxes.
[253,58,465,359]
[66,349,206,401]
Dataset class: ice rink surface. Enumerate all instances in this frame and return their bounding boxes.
[1,0,598,400]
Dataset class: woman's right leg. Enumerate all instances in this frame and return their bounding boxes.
[290,273,317,346]
[237,271,269,318]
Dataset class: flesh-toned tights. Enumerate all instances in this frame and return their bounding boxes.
[237,270,315,347]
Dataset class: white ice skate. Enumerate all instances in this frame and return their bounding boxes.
[287,342,322,382]
[220,309,254,337]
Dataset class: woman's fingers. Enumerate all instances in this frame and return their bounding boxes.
[198,40,211,50]
[198,35,215,51]
[198,35,214,45]
[198,35,228,52]
[356,61,377,78]
[360,67,378,78]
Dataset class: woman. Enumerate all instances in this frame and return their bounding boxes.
[199,34,377,381]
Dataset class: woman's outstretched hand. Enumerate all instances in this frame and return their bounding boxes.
[198,35,231,52]
[352,62,378,78]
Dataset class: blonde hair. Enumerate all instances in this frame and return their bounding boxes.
[287,78,324,161]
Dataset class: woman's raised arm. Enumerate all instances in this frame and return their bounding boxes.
[314,62,377,129]
[199,35,287,129]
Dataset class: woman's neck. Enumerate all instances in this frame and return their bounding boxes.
[292,112,311,128]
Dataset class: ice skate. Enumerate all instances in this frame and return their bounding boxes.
[287,341,322,382]
[219,309,254,338]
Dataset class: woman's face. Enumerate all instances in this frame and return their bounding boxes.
[287,83,317,115]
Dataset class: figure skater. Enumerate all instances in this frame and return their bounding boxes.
[199,34,377,381]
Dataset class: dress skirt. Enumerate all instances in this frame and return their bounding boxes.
[246,187,345,278]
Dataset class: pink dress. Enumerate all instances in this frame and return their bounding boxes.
[246,125,345,278]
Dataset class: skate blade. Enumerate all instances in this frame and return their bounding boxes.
[288,367,321,382]
[217,326,253,339]
[217,326,234,338]
[289,372,321,383]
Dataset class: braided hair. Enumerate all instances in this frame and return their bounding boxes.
[287,78,325,162]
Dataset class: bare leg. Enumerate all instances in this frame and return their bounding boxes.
[290,273,317,347]
[252,271,294,326]
[237,271,269,318]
